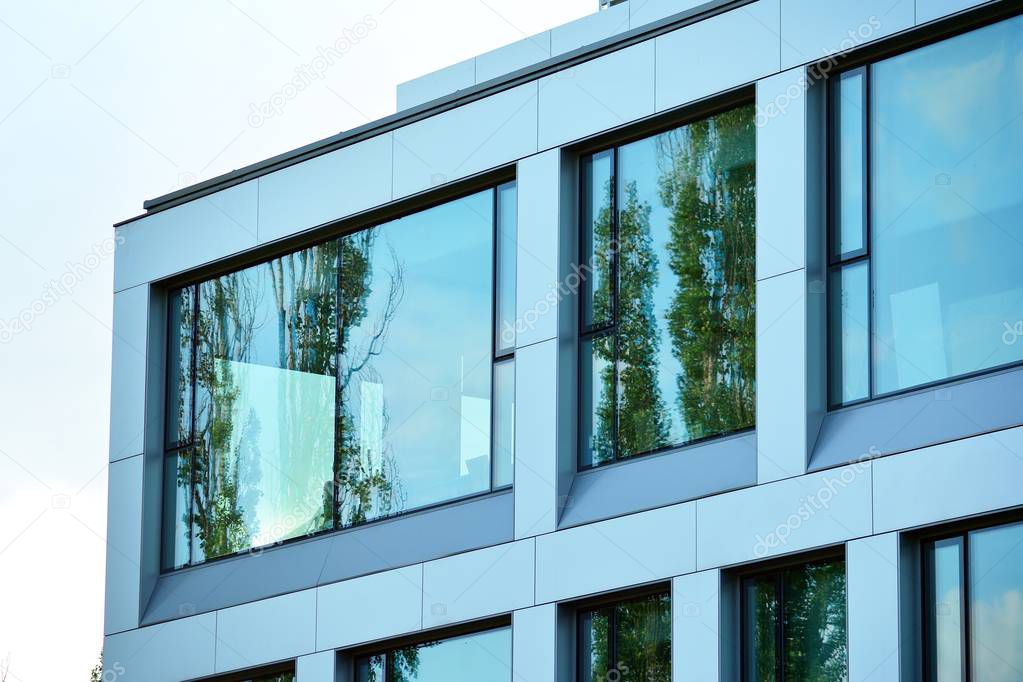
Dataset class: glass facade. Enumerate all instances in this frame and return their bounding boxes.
[579,103,757,467]
[924,520,1023,681]
[578,592,671,682]
[162,184,517,569]
[354,627,512,682]
[829,16,1023,406]
[741,557,848,681]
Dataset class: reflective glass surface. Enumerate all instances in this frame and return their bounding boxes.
[161,450,191,571]
[870,17,1023,395]
[831,68,866,261]
[166,286,194,448]
[579,592,671,682]
[340,191,494,525]
[581,150,614,331]
[968,522,1023,680]
[492,358,515,487]
[580,104,756,465]
[928,537,964,681]
[356,627,512,682]
[580,334,615,467]
[496,182,517,354]
[743,576,777,682]
[829,262,870,405]
[192,242,339,561]
[743,558,847,682]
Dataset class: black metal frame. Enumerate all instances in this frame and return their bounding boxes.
[825,6,1023,410]
[918,512,1023,681]
[160,181,516,572]
[575,96,757,471]
[572,584,671,681]
[736,548,846,682]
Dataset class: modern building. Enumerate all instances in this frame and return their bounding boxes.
[102,0,1023,679]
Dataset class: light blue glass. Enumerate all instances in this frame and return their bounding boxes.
[161,451,191,570]
[929,537,964,682]
[193,242,338,561]
[492,358,514,487]
[969,522,1023,680]
[580,334,615,468]
[871,16,1023,395]
[496,182,517,354]
[340,191,494,525]
[829,262,870,405]
[832,68,866,260]
[357,627,512,682]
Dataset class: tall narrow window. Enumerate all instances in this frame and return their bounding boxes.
[829,16,1023,406]
[163,184,517,569]
[578,591,671,682]
[741,556,848,681]
[579,103,756,468]
[354,626,512,682]
[923,519,1023,680]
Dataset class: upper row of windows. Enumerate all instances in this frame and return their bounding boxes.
[161,15,1023,569]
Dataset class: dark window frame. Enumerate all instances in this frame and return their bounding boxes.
[825,6,1023,410]
[736,548,847,682]
[918,510,1023,681]
[572,583,672,682]
[575,93,758,470]
[160,179,518,572]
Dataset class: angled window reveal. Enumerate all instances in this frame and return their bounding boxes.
[579,103,757,468]
[828,15,1023,407]
[162,183,517,570]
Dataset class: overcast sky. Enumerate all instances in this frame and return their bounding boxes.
[0,1,594,679]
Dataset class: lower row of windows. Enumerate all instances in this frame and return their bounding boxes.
[205,516,1022,682]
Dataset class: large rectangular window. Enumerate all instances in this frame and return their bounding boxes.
[162,183,517,569]
[741,555,848,681]
[355,626,511,682]
[829,16,1023,407]
[923,519,1023,681]
[578,591,671,682]
[579,103,757,468]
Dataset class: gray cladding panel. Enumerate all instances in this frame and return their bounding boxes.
[142,490,512,625]
[559,432,757,529]
[810,366,1023,472]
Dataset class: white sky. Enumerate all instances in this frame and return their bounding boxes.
[0,1,593,679]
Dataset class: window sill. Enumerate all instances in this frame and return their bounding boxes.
[559,431,757,529]
[141,488,513,626]
[809,365,1023,472]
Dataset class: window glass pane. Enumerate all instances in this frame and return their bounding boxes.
[969,521,1023,680]
[829,262,870,405]
[580,334,615,468]
[192,242,338,562]
[386,627,511,682]
[782,559,848,681]
[615,593,671,682]
[744,576,777,682]
[871,16,1023,395]
[582,150,614,330]
[615,105,756,456]
[492,358,514,487]
[166,286,194,448]
[496,182,518,354]
[928,537,964,682]
[355,655,386,682]
[832,68,866,260]
[161,451,191,570]
[340,191,494,526]
[579,608,611,682]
